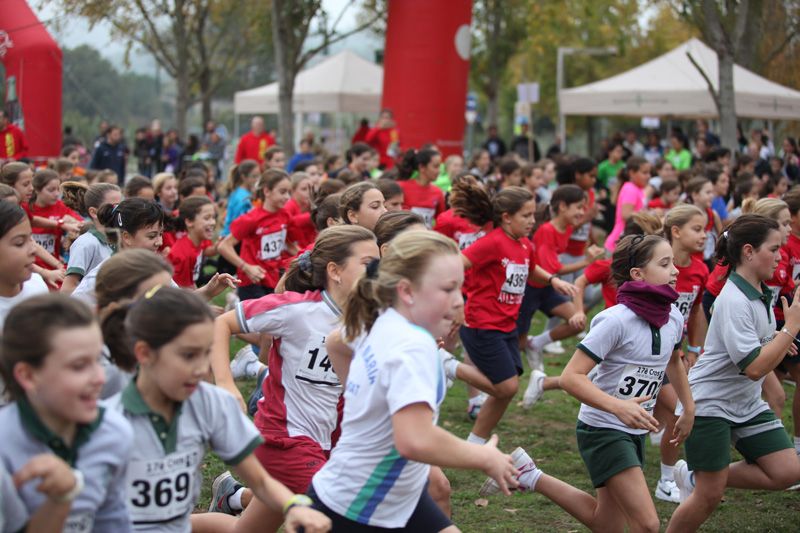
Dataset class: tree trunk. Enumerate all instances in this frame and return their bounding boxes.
[485,89,499,127]
[717,51,737,156]
[271,0,296,156]
[200,68,212,126]
[175,71,190,141]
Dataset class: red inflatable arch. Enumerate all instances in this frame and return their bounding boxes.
[0,0,62,159]
[382,0,472,157]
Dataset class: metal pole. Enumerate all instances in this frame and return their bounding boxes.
[557,47,566,154]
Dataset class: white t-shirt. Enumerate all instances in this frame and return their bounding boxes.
[1,462,27,533]
[311,308,446,528]
[681,273,776,422]
[107,382,262,532]
[66,229,113,278]
[0,274,48,329]
[577,304,684,434]
[237,290,343,449]
[72,257,178,308]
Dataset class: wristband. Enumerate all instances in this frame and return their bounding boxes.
[686,345,701,355]
[778,327,795,341]
[547,274,556,285]
[283,493,313,515]
[53,469,84,503]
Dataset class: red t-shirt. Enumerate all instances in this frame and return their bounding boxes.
[706,261,728,297]
[168,236,212,288]
[434,209,488,251]
[289,212,317,250]
[584,258,616,308]
[784,233,800,281]
[674,255,709,326]
[399,179,446,229]
[566,188,594,256]
[0,124,28,160]
[463,227,536,332]
[767,248,795,321]
[365,127,400,168]
[30,201,81,265]
[530,222,572,288]
[647,197,674,210]
[230,207,291,288]
[235,131,276,165]
[284,198,302,218]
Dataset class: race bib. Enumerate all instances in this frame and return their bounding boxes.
[571,222,590,242]
[192,252,203,282]
[614,364,664,413]
[703,230,717,260]
[410,207,436,229]
[674,291,697,322]
[32,233,55,253]
[64,512,94,533]
[260,229,287,260]
[457,230,484,251]
[500,262,528,295]
[295,338,340,387]
[126,450,201,524]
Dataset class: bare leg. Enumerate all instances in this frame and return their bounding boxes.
[787,364,800,442]
[666,469,727,533]
[461,352,482,400]
[427,466,452,518]
[470,376,518,439]
[726,448,800,490]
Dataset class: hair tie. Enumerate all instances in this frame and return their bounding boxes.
[722,230,729,239]
[297,250,313,274]
[110,203,123,227]
[366,258,380,279]
[144,284,162,299]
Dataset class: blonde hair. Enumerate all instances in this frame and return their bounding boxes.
[663,203,706,242]
[629,211,663,236]
[343,230,459,340]
[153,172,176,196]
[742,197,789,220]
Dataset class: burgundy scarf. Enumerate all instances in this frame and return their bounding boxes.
[616,281,679,328]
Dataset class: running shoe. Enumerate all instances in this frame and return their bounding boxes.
[673,460,695,503]
[438,348,458,389]
[479,447,537,496]
[543,340,565,354]
[522,370,546,409]
[208,471,243,514]
[230,345,258,380]
[467,393,487,420]
[654,477,681,503]
[524,340,544,372]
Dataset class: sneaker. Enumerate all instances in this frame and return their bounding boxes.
[467,393,487,420]
[543,340,565,354]
[650,428,665,447]
[224,291,240,312]
[654,477,681,503]
[673,460,695,502]
[230,346,258,380]
[208,471,243,514]
[438,348,458,389]
[522,370,546,409]
[479,447,537,496]
[524,340,544,372]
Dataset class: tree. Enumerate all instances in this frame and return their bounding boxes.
[470,0,530,127]
[53,0,266,136]
[672,0,800,152]
[270,0,383,155]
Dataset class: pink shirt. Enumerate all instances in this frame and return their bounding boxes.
[605,181,645,252]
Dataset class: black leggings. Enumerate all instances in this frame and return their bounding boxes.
[307,483,452,532]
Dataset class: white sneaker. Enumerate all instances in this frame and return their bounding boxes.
[522,370,546,409]
[543,340,565,354]
[230,345,258,380]
[479,447,538,496]
[524,339,544,372]
[654,477,681,503]
[650,428,665,447]
[224,292,240,312]
[673,460,695,502]
[467,393,487,420]
[438,348,458,389]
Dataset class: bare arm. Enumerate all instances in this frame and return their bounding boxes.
[326,329,354,385]
[745,287,800,380]
[209,311,247,412]
[665,349,694,446]
[218,234,265,284]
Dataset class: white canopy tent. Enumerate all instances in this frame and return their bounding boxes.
[233,50,383,115]
[559,38,800,119]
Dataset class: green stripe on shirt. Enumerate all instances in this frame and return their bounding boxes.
[345,447,403,521]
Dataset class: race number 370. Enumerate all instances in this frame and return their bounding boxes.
[614,364,664,412]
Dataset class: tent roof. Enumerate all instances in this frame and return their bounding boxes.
[234,50,383,115]
[560,38,800,119]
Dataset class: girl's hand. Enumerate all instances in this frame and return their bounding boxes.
[480,434,519,496]
[585,244,605,261]
[13,454,77,501]
[781,286,800,331]
[683,350,698,371]
[284,506,332,533]
[242,263,266,283]
[551,278,579,298]
[613,397,659,432]
[200,273,240,300]
[568,312,586,330]
[41,267,66,289]
[59,220,81,234]
[670,411,695,447]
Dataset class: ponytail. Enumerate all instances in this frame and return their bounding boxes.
[714,214,778,275]
[61,181,120,218]
[226,160,259,195]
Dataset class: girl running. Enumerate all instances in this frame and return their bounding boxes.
[153,173,179,213]
[221,160,259,239]
[376,179,404,212]
[314,230,518,530]
[0,294,135,531]
[451,184,577,443]
[59,182,122,294]
[685,176,722,265]
[668,215,800,532]
[339,182,387,232]
[168,196,217,288]
[283,172,313,218]
[28,169,83,272]
[481,233,694,533]
[125,176,155,201]
[193,225,379,532]
[434,174,490,251]
[218,169,296,301]
[397,148,446,229]
[104,287,330,533]
[605,157,650,252]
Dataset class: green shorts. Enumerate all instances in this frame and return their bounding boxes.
[685,410,792,472]
[576,421,646,488]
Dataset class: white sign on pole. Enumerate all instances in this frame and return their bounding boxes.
[516,83,540,104]
[641,116,660,129]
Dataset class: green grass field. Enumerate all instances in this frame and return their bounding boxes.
[196,304,800,532]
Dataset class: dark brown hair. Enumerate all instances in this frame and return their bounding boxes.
[374,210,425,247]
[714,214,779,273]
[610,234,668,286]
[452,182,533,227]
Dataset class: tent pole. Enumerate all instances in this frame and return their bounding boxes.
[234,113,240,162]
[294,112,303,152]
